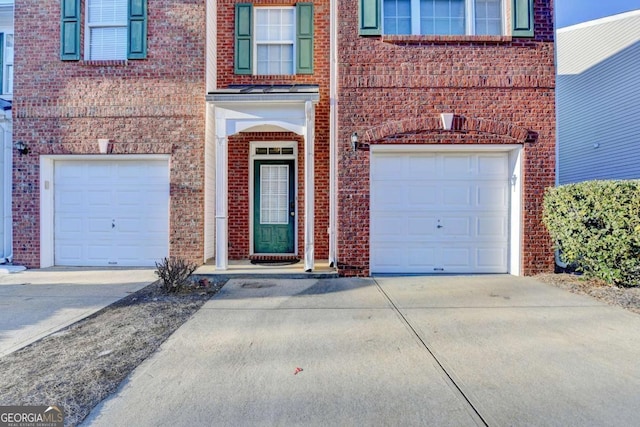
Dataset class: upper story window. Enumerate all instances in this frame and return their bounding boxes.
[60,0,147,61]
[383,0,503,36]
[255,8,295,75]
[86,0,128,60]
[234,3,314,76]
[0,1,13,96]
[359,0,535,38]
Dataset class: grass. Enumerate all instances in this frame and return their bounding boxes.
[0,278,225,427]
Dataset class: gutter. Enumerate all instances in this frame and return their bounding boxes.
[1,103,12,264]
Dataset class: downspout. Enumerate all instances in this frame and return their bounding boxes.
[328,0,338,267]
[1,107,12,264]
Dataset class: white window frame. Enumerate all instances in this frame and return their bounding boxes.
[383,0,506,36]
[254,6,296,76]
[2,32,12,96]
[84,0,128,60]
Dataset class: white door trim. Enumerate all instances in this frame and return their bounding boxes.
[249,141,298,256]
[370,144,522,276]
[40,154,171,268]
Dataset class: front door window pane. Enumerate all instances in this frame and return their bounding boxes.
[260,165,289,225]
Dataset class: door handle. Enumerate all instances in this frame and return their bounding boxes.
[437,224,443,229]
[112,219,115,229]
[290,211,295,217]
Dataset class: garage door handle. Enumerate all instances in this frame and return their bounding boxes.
[437,224,443,228]
[112,220,115,229]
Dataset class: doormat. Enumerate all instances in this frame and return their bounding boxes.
[250,258,300,266]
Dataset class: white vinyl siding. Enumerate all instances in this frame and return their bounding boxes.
[86,0,128,60]
[557,11,640,184]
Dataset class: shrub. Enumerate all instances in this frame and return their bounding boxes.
[155,257,198,293]
[542,180,640,286]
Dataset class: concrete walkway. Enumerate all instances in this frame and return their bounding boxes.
[84,275,640,426]
[0,268,157,357]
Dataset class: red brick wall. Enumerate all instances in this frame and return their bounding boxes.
[337,0,556,276]
[12,0,206,267]
[217,0,331,260]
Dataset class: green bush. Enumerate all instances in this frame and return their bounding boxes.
[543,180,640,286]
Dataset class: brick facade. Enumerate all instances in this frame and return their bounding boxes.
[12,0,206,267]
[217,0,331,260]
[336,0,556,276]
[12,0,555,275]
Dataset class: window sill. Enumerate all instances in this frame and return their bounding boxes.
[381,35,513,45]
[79,60,130,67]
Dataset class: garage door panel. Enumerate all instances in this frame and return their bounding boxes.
[478,154,509,176]
[477,185,509,208]
[407,247,437,268]
[477,247,508,268]
[54,160,169,267]
[477,217,508,238]
[442,185,472,207]
[407,184,438,206]
[408,155,437,179]
[407,216,437,237]
[372,183,405,207]
[371,151,510,274]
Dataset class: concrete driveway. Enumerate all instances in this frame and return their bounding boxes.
[0,268,157,357]
[84,275,640,426]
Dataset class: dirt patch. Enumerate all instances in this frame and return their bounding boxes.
[536,273,640,315]
[0,279,225,426]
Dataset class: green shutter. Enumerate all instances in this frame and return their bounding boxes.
[60,0,80,60]
[296,3,314,74]
[128,0,147,59]
[235,3,253,75]
[359,0,381,36]
[512,0,534,37]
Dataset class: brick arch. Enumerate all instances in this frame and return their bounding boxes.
[360,115,531,144]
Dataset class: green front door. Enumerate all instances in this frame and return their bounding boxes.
[254,160,295,254]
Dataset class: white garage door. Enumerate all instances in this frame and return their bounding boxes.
[371,151,509,274]
[54,160,169,266]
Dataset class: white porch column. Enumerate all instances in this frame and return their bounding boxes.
[215,132,228,270]
[304,101,315,272]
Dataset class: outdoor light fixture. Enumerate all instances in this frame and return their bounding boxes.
[351,132,359,151]
[15,141,28,155]
[440,113,455,131]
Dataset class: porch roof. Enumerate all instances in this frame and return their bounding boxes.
[207,85,319,103]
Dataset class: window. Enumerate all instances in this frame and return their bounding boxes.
[60,0,147,61]
[3,34,12,95]
[360,0,534,38]
[383,0,502,36]
[235,3,314,75]
[87,0,128,60]
[255,8,295,75]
